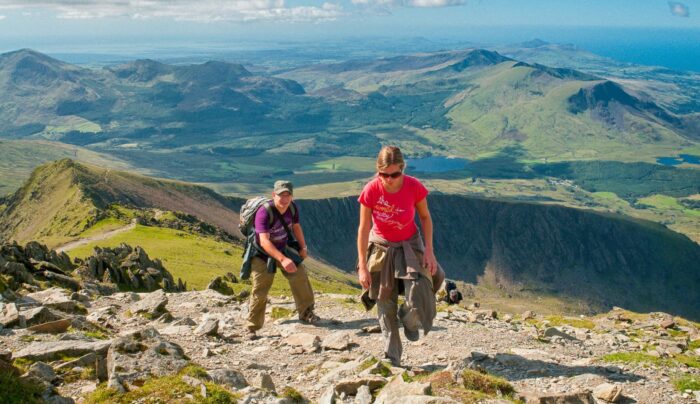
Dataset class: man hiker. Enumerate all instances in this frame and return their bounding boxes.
[245,180,319,340]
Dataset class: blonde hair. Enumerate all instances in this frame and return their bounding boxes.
[376,145,405,171]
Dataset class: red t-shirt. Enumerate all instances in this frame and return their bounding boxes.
[358,175,429,242]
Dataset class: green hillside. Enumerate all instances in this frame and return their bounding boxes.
[66,223,358,294]
[0,159,242,247]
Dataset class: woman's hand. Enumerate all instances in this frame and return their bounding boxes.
[358,264,371,290]
[281,257,297,273]
[423,249,438,275]
[299,246,308,259]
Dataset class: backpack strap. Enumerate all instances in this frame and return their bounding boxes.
[268,202,295,241]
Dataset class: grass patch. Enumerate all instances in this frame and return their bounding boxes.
[180,364,210,380]
[0,370,45,404]
[80,217,129,238]
[461,369,515,396]
[84,365,239,404]
[84,330,110,340]
[12,358,35,374]
[280,386,304,402]
[425,371,491,403]
[58,366,96,383]
[545,315,595,330]
[673,375,700,392]
[675,355,700,369]
[271,307,294,320]
[688,339,700,351]
[357,357,378,373]
[368,361,392,378]
[598,352,700,369]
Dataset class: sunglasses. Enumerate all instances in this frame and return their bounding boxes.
[378,170,403,179]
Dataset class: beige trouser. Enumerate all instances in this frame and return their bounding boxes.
[246,256,315,331]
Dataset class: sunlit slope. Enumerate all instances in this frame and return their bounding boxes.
[284,49,697,163]
[0,159,241,247]
[441,62,692,161]
[67,223,358,293]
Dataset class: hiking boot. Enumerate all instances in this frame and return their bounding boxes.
[245,329,259,341]
[403,326,419,342]
[301,311,321,325]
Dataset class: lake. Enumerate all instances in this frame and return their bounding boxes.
[406,156,469,173]
[657,154,700,167]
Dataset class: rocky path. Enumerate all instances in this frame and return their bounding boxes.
[3,286,700,403]
[55,219,137,253]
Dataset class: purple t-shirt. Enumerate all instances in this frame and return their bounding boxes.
[254,202,299,251]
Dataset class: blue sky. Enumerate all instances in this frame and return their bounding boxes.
[0,0,697,43]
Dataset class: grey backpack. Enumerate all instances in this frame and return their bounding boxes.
[238,197,297,279]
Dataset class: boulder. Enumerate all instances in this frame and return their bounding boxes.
[660,317,675,329]
[593,383,622,402]
[161,325,193,336]
[334,376,387,396]
[22,306,65,327]
[24,288,78,313]
[322,331,354,351]
[55,352,97,371]
[14,340,112,361]
[37,270,80,291]
[257,371,276,392]
[27,318,72,334]
[194,318,219,336]
[318,386,336,404]
[283,333,321,353]
[375,375,431,404]
[355,385,373,404]
[207,368,248,390]
[107,327,188,386]
[26,361,58,384]
[0,302,19,327]
[129,289,168,317]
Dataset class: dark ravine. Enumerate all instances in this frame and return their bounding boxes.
[297,195,700,320]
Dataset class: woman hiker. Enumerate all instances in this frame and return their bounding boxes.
[357,145,445,366]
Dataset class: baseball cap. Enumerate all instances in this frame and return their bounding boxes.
[273,180,293,195]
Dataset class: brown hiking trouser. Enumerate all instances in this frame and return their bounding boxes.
[245,256,315,331]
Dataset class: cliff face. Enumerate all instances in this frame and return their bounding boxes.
[297,195,700,319]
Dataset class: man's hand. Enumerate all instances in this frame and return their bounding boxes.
[358,264,371,289]
[281,257,297,273]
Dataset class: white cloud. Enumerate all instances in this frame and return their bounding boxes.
[668,1,690,17]
[0,0,342,23]
[351,0,465,8]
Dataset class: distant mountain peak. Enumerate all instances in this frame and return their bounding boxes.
[446,49,512,72]
[0,48,78,87]
[108,59,172,82]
